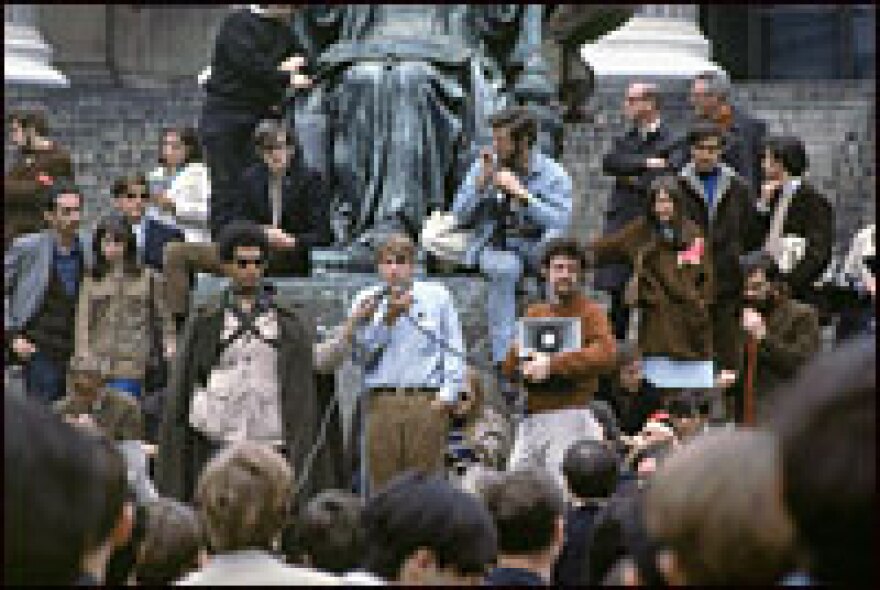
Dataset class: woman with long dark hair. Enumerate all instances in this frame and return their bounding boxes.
[74,214,176,398]
[147,126,211,244]
[588,175,715,362]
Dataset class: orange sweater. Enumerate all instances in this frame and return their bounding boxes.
[501,293,617,413]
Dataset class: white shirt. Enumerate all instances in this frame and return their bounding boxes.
[148,163,211,243]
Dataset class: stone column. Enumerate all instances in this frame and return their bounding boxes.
[579,4,723,78]
[4,4,68,86]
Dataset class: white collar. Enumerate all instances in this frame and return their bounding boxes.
[641,118,661,136]
[248,5,267,16]
[784,177,802,197]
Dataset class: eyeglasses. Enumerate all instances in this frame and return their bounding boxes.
[123,192,149,200]
[235,257,265,269]
[693,143,722,152]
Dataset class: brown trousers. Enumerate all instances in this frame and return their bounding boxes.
[365,393,449,494]
[163,241,223,317]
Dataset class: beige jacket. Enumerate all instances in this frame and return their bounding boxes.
[74,268,175,380]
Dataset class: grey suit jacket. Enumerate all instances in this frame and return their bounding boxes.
[4,230,93,335]
[176,550,340,586]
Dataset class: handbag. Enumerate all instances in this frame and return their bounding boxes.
[144,271,168,393]
[420,211,476,266]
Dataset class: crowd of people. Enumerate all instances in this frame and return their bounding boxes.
[5,4,876,586]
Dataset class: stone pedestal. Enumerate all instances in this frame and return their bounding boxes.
[579,4,723,79]
[4,5,68,86]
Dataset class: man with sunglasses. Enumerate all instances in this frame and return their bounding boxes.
[349,233,466,494]
[157,220,356,506]
[676,123,764,410]
[109,173,183,272]
[5,180,91,404]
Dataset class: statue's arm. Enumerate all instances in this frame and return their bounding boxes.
[289,6,346,72]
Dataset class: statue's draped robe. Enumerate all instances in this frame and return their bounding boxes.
[289,5,531,244]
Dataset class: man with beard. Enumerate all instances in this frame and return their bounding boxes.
[501,238,616,487]
[452,106,573,368]
[736,251,820,422]
[156,221,351,506]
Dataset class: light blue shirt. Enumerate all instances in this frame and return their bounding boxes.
[351,281,466,403]
[451,149,572,267]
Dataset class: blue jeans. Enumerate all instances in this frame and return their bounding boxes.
[479,246,525,363]
[105,378,142,399]
[24,351,67,405]
[479,230,559,364]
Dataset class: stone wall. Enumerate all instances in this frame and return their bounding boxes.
[563,80,876,258]
[6,79,875,254]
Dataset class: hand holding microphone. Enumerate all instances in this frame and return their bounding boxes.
[384,283,414,326]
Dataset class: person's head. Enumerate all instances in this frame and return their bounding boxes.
[645,428,795,585]
[562,440,620,501]
[68,356,105,401]
[690,71,730,120]
[255,119,292,176]
[362,471,498,584]
[489,106,538,169]
[688,122,724,173]
[762,135,808,182]
[4,395,134,585]
[194,442,293,553]
[40,179,83,239]
[112,173,150,224]
[283,490,364,574]
[767,335,875,585]
[260,4,299,18]
[623,82,660,126]
[481,469,565,564]
[159,126,202,170]
[133,498,205,585]
[8,109,49,149]
[92,214,140,279]
[541,238,587,302]
[646,175,682,226]
[615,341,643,392]
[216,221,271,292]
[375,233,417,288]
[741,250,784,311]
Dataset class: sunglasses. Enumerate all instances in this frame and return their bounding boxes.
[235,257,265,269]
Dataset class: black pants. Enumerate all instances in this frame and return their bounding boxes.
[609,289,630,341]
[201,107,261,238]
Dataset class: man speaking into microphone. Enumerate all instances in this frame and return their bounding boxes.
[349,233,466,493]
